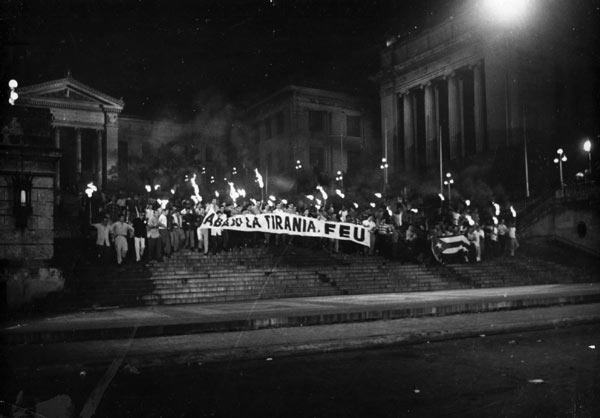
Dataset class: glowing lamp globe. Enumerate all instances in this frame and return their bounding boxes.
[8,79,18,89]
[482,0,532,24]
[584,139,591,152]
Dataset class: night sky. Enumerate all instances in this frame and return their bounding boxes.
[2,0,599,119]
[2,0,463,118]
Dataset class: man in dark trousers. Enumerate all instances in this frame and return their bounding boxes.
[132,212,147,262]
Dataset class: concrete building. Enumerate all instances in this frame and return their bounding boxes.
[246,85,377,187]
[12,74,124,190]
[377,3,598,190]
[10,76,222,191]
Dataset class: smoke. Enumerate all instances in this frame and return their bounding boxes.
[126,89,254,193]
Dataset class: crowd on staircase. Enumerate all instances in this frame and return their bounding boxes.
[86,191,520,266]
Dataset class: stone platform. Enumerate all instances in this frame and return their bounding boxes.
[3,283,599,345]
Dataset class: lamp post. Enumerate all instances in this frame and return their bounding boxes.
[335,170,343,189]
[380,157,388,191]
[583,139,592,176]
[553,148,567,196]
[443,172,454,201]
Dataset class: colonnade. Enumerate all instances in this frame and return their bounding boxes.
[53,126,106,189]
[390,61,487,172]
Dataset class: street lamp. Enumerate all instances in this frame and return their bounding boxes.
[553,148,567,195]
[443,172,454,201]
[335,170,343,188]
[380,157,388,189]
[480,0,533,26]
[583,139,592,176]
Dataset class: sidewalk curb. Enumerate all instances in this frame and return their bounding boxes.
[3,288,599,345]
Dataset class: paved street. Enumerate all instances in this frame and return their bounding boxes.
[1,307,599,418]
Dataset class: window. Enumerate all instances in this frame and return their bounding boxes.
[276,111,285,134]
[309,146,325,170]
[265,119,272,139]
[309,110,327,133]
[346,115,361,137]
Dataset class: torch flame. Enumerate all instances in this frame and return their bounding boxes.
[316,185,328,201]
[190,174,202,202]
[493,202,500,216]
[85,182,97,198]
[228,182,240,203]
[254,168,264,189]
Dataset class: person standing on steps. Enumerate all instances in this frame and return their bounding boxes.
[111,213,134,265]
[91,216,112,261]
[132,212,147,262]
[497,219,508,256]
[158,208,172,258]
[147,209,162,262]
[508,220,519,257]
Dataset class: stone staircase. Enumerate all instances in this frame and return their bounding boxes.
[68,238,599,308]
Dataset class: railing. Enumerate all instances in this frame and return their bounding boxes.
[518,181,599,234]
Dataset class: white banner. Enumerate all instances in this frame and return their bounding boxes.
[199,210,370,247]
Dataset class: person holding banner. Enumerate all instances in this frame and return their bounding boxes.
[363,215,377,255]
[196,205,209,255]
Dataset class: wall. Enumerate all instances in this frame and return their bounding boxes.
[0,145,64,310]
[521,202,600,256]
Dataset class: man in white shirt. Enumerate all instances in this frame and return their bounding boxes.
[158,208,172,257]
[111,214,134,265]
[170,206,185,252]
[92,216,111,261]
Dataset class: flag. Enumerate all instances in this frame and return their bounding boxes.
[431,235,471,263]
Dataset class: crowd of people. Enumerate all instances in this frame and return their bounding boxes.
[86,191,520,266]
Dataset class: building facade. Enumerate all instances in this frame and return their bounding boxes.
[12,75,124,190]
[247,85,377,185]
[378,4,597,187]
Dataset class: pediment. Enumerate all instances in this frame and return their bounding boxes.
[17,76,124,111]
[38,89,99,103]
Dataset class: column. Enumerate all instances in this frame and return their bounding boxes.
[412,93,419,170]
[508,71,521,146]
[403,92,414,172]
[53,127,61,190]
[105,112,119,181]
[424,82,436,166]
[473,62,485,153]
[458,77,465,159]
[96,129,103,188]
[75,128,82,176]
[447,73,460,160]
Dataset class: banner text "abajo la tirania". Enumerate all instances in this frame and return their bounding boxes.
[199,210,370,247]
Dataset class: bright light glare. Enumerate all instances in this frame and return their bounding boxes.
[583,139,591,152]
[482,0,532,24]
